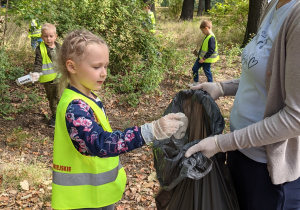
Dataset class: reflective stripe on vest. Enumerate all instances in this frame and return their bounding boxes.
[53,161,122,186]
[38,42,57,83]
[52,89,126,209]
[199,34,219,63]
[31,28,41,36]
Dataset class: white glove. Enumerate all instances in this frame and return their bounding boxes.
[173,113,188,139]
[30,72,42,83]
[190,82,224,100]
[141,112,188,144]
[185,135,222,158]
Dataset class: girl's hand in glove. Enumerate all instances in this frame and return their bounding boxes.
[190,82,224,100]
[185,136,222,158]
[141,113,188,144]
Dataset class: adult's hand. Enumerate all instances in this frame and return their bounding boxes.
[190,82,224,100]
[185,136,221,158]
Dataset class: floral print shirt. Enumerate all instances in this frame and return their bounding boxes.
[65,87,145,157]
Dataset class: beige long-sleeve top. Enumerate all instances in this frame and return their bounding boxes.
[218,0,300,185]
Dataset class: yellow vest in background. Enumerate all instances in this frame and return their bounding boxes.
[199,34,219,63]
[27,19,41,38]
[148,11,156,33]
[38,42,57,83]
[52,89,127,209]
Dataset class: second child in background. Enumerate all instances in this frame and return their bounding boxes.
[144,4,156,33]
[189,20,219,86]
[28,19,43,51]
[34,23,61,127]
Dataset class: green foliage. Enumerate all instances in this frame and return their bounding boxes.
[223,42,243,67]
[209,0,248,45]
[168,0,184,18]
[0,46,23,100]
[0,46,41,116]
[10,0,181,106]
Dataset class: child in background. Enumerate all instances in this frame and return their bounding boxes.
[189,20,219,86]
[28,19,43,51]
[51,29,188,210]
[34,23,61,127]
[144,4,156,33]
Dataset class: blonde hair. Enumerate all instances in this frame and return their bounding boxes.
[200,20,212,30]
[56,29,108,95]
[41,23,57,34]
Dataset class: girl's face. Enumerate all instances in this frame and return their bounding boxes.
[67,43,109,97]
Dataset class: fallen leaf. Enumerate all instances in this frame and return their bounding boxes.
[148,172,157,182]
[143,181,155,188]
[20,180,29,191]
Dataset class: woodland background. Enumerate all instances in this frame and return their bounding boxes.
[0,0,268,209]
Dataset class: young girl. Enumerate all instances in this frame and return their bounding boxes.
[51,29,188,210]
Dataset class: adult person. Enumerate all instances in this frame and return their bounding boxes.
[185,0,300,209]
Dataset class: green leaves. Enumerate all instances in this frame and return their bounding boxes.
[10,0,181,106]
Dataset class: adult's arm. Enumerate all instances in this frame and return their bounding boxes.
[218,7,300,151]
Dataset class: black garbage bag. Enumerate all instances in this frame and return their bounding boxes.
[153,89,240,210]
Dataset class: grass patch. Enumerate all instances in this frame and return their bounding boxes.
[0,159,52,192]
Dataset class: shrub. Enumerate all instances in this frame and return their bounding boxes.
[10,0,182,106]
[209,0,248,47]
[0,46,40,117]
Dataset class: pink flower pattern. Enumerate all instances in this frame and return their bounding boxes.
[65,96,144,157]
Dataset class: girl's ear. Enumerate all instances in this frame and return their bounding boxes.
[66,60,76,74]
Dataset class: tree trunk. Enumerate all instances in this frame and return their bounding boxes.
[1,0,8,46]
[242,0,268,47]
[180,0,195,20]
[204,0,211,13]
[197,0,203,16]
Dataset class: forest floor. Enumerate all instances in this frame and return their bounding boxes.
[0,53,240,209]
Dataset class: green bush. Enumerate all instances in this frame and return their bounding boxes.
[0,46,27,117]
[209,0,248,47]
[168,0,184,19]
[10,0,182,106]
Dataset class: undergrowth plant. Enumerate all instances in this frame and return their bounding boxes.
[209,0,248,46]
[10,0,185,106]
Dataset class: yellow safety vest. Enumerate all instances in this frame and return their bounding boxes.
[52,88,126,209]
[199,34,219,63]
[148,11,155,33]
[38,42,57,83]
[27,19,41,38]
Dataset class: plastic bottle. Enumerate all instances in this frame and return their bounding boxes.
[16,72,42,86]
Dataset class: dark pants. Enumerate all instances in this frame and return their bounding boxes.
[227,150,300,210]
[43,80,59,118]
[192,58,213,82]
[31,37,43,51]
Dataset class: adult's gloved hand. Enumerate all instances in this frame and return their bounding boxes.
[141,113,188,144]
[190,82,224,100]
[185,135,221,158]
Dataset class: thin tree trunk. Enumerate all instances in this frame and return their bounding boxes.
[242,0,268,47]
[204,0,211,13]
[1,0,8,46]
[180,0,195,20]
[197,0,203,16]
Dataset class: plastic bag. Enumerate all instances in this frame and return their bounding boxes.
[153,90,240,210]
